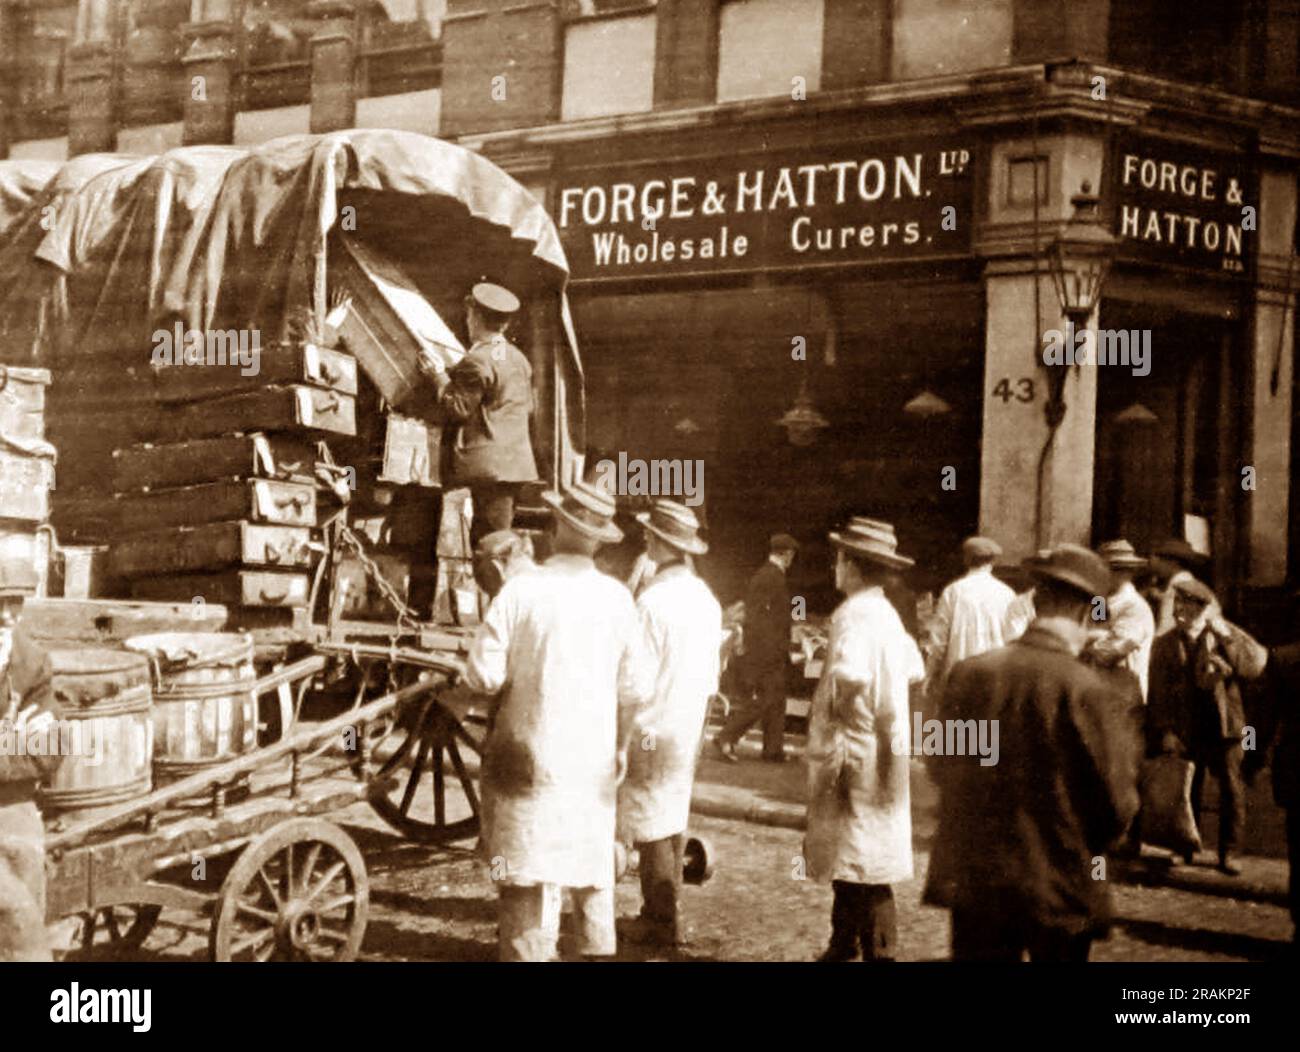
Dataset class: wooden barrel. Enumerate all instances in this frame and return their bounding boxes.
[124,632,258,782]
[40,648,153,816]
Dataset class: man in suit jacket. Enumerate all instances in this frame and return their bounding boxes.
[713,533,799,763]
[924,545,1143,962]
[1147,575,1267,874]
[420,282,538,545]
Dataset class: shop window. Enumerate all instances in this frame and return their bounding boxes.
[7,2,76,142]
[359,0,442,98]
[120,0,188,127]
[241,0,313,110]
[891,0,1011,81]
[716,0,823,103]
[560,4,657,121]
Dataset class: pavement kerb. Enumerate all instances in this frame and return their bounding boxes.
[690,789,806,831]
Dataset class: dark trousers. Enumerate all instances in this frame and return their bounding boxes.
[719,662,786,759]
[825,882,897,961]
[1287,807,1300,938]
[469,482,520,547]
[1191,743,1246,857]
[635,834,685,935]
[950,906,1093,962]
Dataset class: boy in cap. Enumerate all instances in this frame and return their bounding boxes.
[419,282,538,545]
[803,518,924,961]
[617,500,721,948]
[0,559,60,961]
[924,535,1016,706]
[1147,575,1267,874]
[714,532,799,763]
[925,544,1142,961]
[463,479,652,960]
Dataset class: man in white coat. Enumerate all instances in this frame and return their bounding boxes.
[1085,540,1156,702]
[804,518,925,961]
[925,536,1015,705]
[464,478,651,961]
[618,500,721,948]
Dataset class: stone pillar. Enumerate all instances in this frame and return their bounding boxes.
[653,0,720,108]
[308,0,358,133]
[66,0,116,155]
[440,0,561,137]
[976,132,1109,559]
[0,2,12,158]
[182,2,237,145]
[1242,166,1298,586]
[820,0,891,91]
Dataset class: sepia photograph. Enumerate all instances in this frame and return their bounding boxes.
[0,0,1296,1034]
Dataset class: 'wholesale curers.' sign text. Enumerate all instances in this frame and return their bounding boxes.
[557,139,974,281]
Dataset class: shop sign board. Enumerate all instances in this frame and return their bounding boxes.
[557,138,975,280]
[1113,134,1257,277]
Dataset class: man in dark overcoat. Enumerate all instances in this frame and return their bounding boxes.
[924,544,1143,962]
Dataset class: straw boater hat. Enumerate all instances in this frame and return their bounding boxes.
[636,499,708,556]
[829,517,914,569]
[1029,544,1111,599]
[1097,539,1146,571]
[541,478,623,544]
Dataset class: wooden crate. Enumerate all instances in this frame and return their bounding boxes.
[334,236,463,409]
[0,365,50,440]
[0,443,55,522]
[92,478,317,535]
[113,433,318,491]
[110,522,315,577]
[379,413,441,488]
[155,385,355,440]
[154,343,358,403]
[19,597,230,641]
[130,570,311,608]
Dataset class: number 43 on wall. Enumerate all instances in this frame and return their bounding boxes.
[992,378,1035,403]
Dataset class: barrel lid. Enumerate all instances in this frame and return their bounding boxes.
[124,631,253,670]
[47,647,150,676]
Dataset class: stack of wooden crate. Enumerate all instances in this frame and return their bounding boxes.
[0,364,55,594]
[46,337,358,627]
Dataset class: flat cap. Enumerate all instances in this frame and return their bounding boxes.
[475,529,525,560]
[962,535,1002,561]
[1170,573,1218,607]
[769,533,800,553]
[470,282,520,315]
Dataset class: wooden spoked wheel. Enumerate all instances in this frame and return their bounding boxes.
[59,904,162,960]
[210,818,368,963]
[362,691,486,845]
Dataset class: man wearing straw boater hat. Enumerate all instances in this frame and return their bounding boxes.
[925,536,1016,706]
[617,500,721,949]
[463,478,652,961]
[924,544,1142,961]
[0,559,60,961]
[1085,540,1156,703]
[803,518,924,961]
[420,281,538,545]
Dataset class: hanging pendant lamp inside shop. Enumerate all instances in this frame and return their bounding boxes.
[1113,401,1158,425]
[776,375,830,446]
[903,389,953,418]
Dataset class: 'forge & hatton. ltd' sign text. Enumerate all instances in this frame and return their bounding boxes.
[557,139,974,280]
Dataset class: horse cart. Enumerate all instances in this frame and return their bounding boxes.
[0,130,587,961]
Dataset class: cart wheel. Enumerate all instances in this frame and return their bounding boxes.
[210,818,368,963]
[683,836,715,885]
[59,904,162,960]
[361,692,485,845]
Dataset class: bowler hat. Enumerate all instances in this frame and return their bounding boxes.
[1029,544,1111,599]
[637,499,708,556]
[0,558,38,599]
[829,517,914,569]
[1154,538,1210,569]
[542,478,623,545]
[469,282,520,316]
[1098,539,1147,570]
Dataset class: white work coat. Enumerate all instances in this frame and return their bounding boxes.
[1088,579,1156,702]
[804,587,924,886]
[465,553,651,889]
[617,563,722,844]
[925,565,1016,690]
[1002,590,1036,643]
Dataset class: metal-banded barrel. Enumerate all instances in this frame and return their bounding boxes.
[124,632,258,783]
[39,648,153,816]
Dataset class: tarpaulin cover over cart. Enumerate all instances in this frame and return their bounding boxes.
[0,129,585,486]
